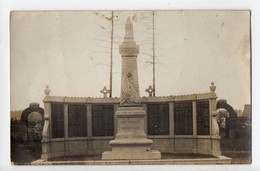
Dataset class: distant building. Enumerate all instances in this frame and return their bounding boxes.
[242,104,251,117]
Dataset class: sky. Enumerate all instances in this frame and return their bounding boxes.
[10,10,250,111]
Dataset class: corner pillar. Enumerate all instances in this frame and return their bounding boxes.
[41,98,51,160]
[209,82,221,156]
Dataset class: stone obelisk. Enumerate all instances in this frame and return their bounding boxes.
[102,17,161,160]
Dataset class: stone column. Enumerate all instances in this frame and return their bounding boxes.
[86,104,92,155]
[169,102,174,136]
[113,104,119,135]
[169,102,175,153]
[142,103,148,134]
[192,100,198,153]
[211,111,221,156]
[209,82,221,156]
[192,101,197,136]
[64,104,68,138]
[86,104,92,137]
[41,86,51,160]
[209,98,216,135]
[102,17,161,160]
[64,104,68,156]
[119,17,140,105]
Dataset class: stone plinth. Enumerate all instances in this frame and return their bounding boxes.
[102,106,161,160]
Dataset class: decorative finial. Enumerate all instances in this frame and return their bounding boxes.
[145,85,155,97]
[100,86,110,98]
[44,85,50,96]
[210,82,216,93]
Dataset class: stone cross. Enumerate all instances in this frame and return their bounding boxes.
[100,86,110,98]
[145,85,154,97]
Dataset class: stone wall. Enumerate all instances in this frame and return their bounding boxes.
[41,91,221,160]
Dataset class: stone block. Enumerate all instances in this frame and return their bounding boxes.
[150,138,174,153]
[51,142,65,153]
[197,139,211,150]
[211,138,221,156]
[102,106,161,160]
[68,140,87,152]
[102,150,161,160]
[174,138,193,153]
[92,139,111,150]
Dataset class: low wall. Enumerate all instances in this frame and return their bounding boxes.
[41,91,221,160]
[42,135,220,159]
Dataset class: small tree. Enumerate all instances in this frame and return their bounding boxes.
[91,11,122,97]
[135,11,158,97]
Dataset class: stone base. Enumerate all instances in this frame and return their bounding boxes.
[32,155,232,165]
[102,150,161,160]
[109,138,153,151]
[102,106,161,160]
[211,150,222,156]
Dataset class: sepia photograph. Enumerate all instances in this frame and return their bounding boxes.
[10,10,251,165]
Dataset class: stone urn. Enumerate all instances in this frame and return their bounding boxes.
[44,85,50,96]
[210,82,216,92]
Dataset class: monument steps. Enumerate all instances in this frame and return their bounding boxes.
[32,155,231,165]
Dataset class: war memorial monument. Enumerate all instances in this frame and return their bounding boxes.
[31,16,234,164]
[102,17,161,160]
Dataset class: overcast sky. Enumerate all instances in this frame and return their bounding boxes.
[10,10,250,111]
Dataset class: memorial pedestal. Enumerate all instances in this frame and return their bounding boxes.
[102,106,161,160]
